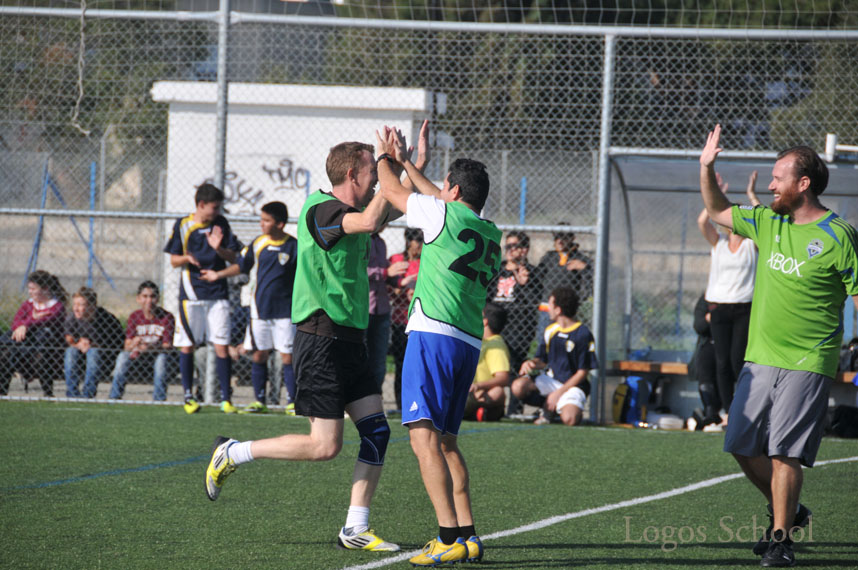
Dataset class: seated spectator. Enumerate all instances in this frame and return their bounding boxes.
[488,230,541,374]
[535,225,593,309]
[511,287,598,427]
[109,281,177,401]
[463,303,511,422]
[64,287,124,398]
[0,270,67,396]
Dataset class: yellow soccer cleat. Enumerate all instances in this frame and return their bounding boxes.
[284,402,296,416]
[183,398,201,414]
[337,527,400,552]
[205,436,238,501]
[409,537,468,567]
[239,401,268,414]
[220,401,238,414]
[464,536,484,563]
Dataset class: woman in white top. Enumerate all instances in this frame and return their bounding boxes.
[698,171,760,422]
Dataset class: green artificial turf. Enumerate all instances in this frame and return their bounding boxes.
[2,401,857,569]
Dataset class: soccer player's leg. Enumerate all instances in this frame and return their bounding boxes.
[557,387,586,427]
[205,435,238,500]
[241,318,270,414]
[207,299,235,413]
[759,369,829,565]
[402,333,470,566]
[175,300,205,413]
[274,319,297,414]
[337,345,399,553]
[441,339,482,563]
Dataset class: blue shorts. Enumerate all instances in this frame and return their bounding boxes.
[401,331,480,435]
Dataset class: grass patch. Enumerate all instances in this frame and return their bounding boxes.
[2,401,857,569]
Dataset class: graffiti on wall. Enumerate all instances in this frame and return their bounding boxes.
[200,157,312,215]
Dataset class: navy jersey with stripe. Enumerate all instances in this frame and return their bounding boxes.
[534,321,598,396]
[163,214,241,301]
[237,234,298,320]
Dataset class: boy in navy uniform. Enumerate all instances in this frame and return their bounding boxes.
[511,286,598,427]
[202,201,298,413]
[164,183,242,413]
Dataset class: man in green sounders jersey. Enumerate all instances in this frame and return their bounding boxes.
[377,125,501,566]
[700,124,858,568]
[204,139,409,553]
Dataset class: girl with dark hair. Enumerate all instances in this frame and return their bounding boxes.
[0,270,67,396]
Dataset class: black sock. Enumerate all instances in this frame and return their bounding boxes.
[459,525,476,539]
[439,526,459,545]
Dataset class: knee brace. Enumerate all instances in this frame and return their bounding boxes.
[355,412,390,466]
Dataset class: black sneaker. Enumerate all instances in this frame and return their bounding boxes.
[753,504,812,556]
[760,539,795,567]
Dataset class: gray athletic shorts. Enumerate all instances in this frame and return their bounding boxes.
[723,362,831,467]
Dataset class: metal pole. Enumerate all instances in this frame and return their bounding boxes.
[610,160,633,357]
[207,0,230,404]
[214,0,230,189]
[500,150,508,221]
[591,34,617,425]
[88,161,96,288]
[518,177,527,225]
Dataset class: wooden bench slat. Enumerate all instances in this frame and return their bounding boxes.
[607,360,857,384]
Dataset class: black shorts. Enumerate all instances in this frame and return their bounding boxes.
[292,330,380,419]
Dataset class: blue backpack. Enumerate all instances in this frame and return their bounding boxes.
[612,349,652,425]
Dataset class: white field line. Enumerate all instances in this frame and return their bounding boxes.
[340,455,858,570]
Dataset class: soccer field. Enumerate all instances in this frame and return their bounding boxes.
[3,401,857,569]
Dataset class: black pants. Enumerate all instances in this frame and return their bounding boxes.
[695,338,720,416]
[388,323,408,411]
[709,302,751,411]
[0,329,62,396]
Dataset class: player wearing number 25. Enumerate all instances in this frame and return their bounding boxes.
[377,123,501,566]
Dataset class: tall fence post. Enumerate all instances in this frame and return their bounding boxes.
[88,161,96,288]
[592,34,617,425]
[214,0,230,190]
[208,0,231,404]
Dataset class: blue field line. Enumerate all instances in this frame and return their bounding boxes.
[3,424,537,493]
[3,454,209,492]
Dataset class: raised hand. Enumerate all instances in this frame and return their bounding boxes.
[415,119,430,169]
[389,128,409,163]
[700,124,723,168]
[375,126,394,157]
[207,225,223,251]
[746,170,760,206]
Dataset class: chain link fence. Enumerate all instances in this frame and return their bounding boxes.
[1,3,856,412]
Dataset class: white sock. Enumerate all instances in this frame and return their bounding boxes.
[344,506,370,533]
[228,441,254,465]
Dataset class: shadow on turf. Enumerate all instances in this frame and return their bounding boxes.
[476,542,858,567]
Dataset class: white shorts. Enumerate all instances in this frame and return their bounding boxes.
[534,373,587,411]
[244,317,296,354]
[173,299,230,347]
